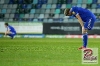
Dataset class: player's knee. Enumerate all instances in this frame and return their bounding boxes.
[82,29,88,34]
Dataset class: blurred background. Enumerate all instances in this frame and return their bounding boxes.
[0,0,100,38]
[0,0,100,66]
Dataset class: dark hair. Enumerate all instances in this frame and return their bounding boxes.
[5,23,9,26]
[64,8,70,16]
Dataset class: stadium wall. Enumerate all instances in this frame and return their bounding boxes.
[0,22,100,38]
[43,22,100,35]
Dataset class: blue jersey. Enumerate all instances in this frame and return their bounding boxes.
[7,25,16,34]
[70,6,96,22]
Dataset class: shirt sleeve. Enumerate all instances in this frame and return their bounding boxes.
[7,27,11,31]
[70,6,79,16]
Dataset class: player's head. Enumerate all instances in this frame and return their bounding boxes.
[5,23,9,27]
[64,8,72,16]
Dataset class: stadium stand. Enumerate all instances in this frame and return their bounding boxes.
[0,0,99,22]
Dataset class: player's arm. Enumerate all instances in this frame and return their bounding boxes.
[75,14,84,27]
[70,7,84,27]
[75,14,87,33]
[5,28,11,36]
[5,30,10,36]
[5,31,7,36]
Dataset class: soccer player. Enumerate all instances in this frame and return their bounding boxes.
[64,6,96,50]
[4,23,16,39]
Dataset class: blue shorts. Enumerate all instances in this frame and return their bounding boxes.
[84,18,96,30]
[7,32,16,37]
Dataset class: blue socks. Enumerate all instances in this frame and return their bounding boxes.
[83,33,88,48]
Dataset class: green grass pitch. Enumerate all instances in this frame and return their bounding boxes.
[0,38,99,66]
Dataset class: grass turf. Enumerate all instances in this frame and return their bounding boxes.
[0,38,99,66]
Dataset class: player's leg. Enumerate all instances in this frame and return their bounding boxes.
[82,27,88,48]
[7,34,13,38]
[7,32,16,39]
[8,34,16,39]
[79,18,95,49]
[79,28,88,49]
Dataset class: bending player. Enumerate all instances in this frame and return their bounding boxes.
[4,23,16,39]
[64,6,96,49]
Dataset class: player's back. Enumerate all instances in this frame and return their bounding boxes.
[78,7,95,17]
[8,25,16,34]
[71,7,96,22]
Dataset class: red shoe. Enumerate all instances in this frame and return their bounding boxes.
[78,46,86,50]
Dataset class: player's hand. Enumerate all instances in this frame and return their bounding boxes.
[4,35,7,37]
[82,26,85,30]
[82,26,88,34]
